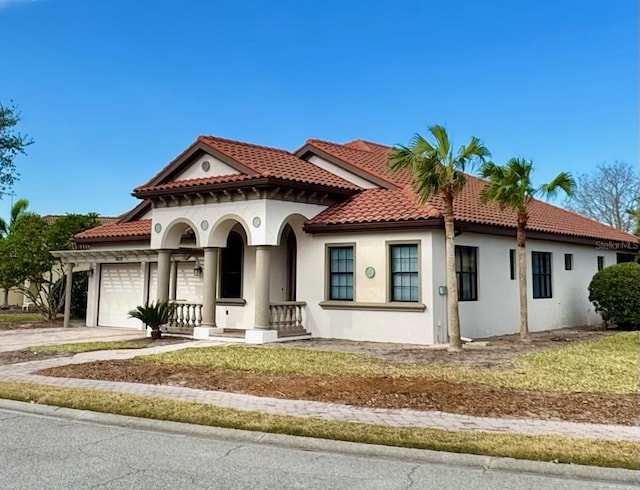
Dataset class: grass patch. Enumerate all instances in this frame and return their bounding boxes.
[0,313,46,328]
[28,339,154,354]
[0,381,636,470]
[139,332,640,394]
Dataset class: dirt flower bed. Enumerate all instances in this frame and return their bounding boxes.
[0,350,71,365]
[38,359,638,426]
[271,325,618,369]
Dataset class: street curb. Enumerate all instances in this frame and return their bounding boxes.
[1,398,638,485]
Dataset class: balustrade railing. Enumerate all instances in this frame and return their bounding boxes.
[269,301,306,334]
[165,302,202,334]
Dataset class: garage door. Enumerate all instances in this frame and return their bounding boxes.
[98,263,143,328]
[148,262,203,304]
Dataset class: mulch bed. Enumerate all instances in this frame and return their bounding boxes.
[37,360,639,426]
[0,350,72,365]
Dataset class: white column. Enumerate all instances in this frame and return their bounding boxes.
[63,263,74,328]
[169,260,178,301]
[254,246,272,329]
[246,246,277,343]
[194,247,220,339]
[156,250,171,302]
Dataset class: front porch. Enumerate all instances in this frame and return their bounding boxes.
[162,300,310,342]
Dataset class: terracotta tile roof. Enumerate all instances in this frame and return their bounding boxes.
[136,174,263,193]
[308,188,441,225]
[74,220,151,241]
[134,136,358,194]
[305,141,637,243]
[303,138,407,187]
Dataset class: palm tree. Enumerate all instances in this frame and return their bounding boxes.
[128,300,176,339]
[389,125,490,351]
[0,198,29,309]
[479,158,575,341]
[0,198,29,237]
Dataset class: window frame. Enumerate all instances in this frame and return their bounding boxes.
[564,253,573,271]
[532,251,553,299]
[509,249,516,280]
[455,245,478,302]
[219,231,244,299]
[597,256,605,271]
[387,241,421,303]
[325,243,355,301]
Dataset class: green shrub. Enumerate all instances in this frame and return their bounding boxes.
[588,262,640,328]
[51,271,89,319]
[128,300,176,339]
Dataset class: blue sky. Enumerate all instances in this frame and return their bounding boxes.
[0,0,637,218]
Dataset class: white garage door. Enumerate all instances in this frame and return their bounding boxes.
[148,262,203,304]
[98,263,143,328]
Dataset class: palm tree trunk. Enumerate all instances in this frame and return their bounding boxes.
[444,196,462,352]
[517,212,529,341]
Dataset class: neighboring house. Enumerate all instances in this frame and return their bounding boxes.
[54,136,638,344]
[5,215,118,310]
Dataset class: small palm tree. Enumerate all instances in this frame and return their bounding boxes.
[479,158,575,340]
[128,300,176,339]
[389,125,491,351]
[0,198,29,309]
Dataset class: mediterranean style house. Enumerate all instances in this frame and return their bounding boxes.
[53,136,638,344]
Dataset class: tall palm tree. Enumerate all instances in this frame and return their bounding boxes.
[0,198,29,237]
[0,198,29,309]
[479,158,575,340]
[389,125,490,351]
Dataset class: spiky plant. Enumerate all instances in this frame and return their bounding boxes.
[128,300,176,339]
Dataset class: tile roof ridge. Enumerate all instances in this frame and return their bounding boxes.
[198,135,295,155]
[343,139,392,151]
[303,138,399,188]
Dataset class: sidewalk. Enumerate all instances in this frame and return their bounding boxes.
[0,341,638,443]
[0,326,145,353]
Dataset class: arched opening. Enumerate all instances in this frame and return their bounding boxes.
[220,231,244,299]
[285,225,297,301]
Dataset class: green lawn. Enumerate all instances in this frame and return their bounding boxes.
[0,381,636,470]
[139,332,639,394]
[0,313,46,329]
[28,339,156,354]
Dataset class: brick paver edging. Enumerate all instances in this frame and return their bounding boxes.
[0,343,637,443]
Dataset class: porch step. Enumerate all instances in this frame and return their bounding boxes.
[277,328,310,338]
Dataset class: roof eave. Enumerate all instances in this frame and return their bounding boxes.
[132,177,358,199]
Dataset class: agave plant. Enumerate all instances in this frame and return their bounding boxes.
[128,300,176,339]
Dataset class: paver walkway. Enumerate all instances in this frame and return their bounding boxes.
[0,341,638,443]
[0,326,145,353]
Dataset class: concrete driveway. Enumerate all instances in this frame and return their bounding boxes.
[0,327,145,353]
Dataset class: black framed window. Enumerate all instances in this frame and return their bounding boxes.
[532,252,552,299]
[220,232,243,298]
[617,253,635,264]
[455,246,478,301]
[597,256,605,271]
[390,244,419,302]
[329,246,353,300]
[509,249,516,280]
[564,253,573,271]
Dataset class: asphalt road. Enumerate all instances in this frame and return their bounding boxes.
[0,408,635,490]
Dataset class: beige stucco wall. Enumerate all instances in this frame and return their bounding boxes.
[442,232,615,339]
[296,229,437,345]
[174,154,240,181]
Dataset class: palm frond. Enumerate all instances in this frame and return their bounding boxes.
[128,300,176,329]
[428,125,450,162]
[538,172,576,200]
